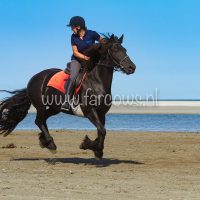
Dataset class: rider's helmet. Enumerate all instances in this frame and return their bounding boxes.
[67,16,86,28]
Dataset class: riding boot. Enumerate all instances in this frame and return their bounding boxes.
[61,78,75,111]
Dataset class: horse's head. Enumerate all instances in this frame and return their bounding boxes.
[99,34,136,74]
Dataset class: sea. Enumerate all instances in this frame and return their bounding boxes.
[16,113,200,132]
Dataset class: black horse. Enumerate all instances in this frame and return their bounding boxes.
[0,34,136,159]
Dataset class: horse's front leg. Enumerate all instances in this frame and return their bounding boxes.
[80,109,106,159]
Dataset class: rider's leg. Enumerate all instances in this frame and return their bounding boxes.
[61,60,81,111]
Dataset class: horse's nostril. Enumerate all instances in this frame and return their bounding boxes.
[129,66,133,69]
[130,64,136,70]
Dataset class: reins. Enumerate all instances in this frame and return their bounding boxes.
[96,44,129,69]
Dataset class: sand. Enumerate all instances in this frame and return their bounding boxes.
[0,130,200,200]
[28,101,200,114]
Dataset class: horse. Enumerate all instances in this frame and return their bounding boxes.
[0,34,136,159]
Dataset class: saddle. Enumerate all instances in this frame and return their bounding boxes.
[47,63,86,94]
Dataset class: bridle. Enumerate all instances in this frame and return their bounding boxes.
[96,43,129,69]
[108,49,129,69]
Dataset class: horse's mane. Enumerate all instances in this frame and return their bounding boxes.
[84,33,118,58]
[100,33,118,41]
[79,34,119,71]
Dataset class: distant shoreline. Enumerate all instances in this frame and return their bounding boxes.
[28,100,200,114]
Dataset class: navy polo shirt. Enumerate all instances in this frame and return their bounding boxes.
[71,30,100,60]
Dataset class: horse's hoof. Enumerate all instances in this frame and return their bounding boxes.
[94,151,103,160]
[40,140,57,152]
[80,135,91,150]
[79,142,88,150]
[38,133,57,151]
[49,149,57,154]
[47,141,57,151]
[39,141,45,149]
[79,143,85,150]
[95,156,102,160]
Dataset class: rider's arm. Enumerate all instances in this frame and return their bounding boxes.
[92,31,106,44]
[99,37,106,44]
[72,45,90,61]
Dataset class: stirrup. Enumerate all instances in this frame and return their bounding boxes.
[61,101,71,111]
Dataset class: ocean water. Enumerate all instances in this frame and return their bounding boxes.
[15,113,200,132]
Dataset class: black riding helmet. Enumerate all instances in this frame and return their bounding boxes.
[67,16,86,28]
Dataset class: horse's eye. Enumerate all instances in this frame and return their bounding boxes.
[112,45,119,52]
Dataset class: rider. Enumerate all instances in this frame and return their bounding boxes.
[61,16,104,111]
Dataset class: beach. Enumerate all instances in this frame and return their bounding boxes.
[28,101,200,114]
[109,101,200,114]
[0,130,200,200]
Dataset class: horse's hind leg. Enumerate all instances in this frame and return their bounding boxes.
[35,108,58,152]
[38,122,51,149]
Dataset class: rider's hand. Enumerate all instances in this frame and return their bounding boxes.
[84,56,90,61]
[100,38,107,44]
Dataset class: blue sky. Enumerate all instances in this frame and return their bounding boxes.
[0,0,200,99]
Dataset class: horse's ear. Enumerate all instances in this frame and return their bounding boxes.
[109,34,115,42]
[119,34,124,44]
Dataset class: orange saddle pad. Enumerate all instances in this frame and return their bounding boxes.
[47,70,87,94]
[47,71,70,93]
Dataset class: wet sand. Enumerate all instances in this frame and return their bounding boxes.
[0,130,200,199]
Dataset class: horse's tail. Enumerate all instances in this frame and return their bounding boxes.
[0,88,31,136]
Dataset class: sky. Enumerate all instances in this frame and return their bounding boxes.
[0,0,200,99]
